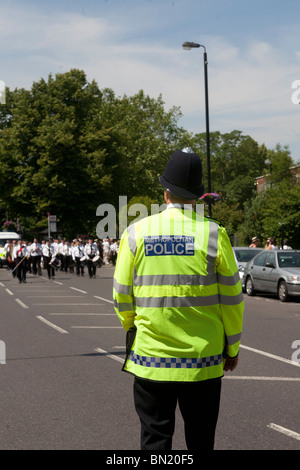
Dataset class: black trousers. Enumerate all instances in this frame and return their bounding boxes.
[75,257,84,275]
[32,256,42,275]
[87,258,96,277]
[43,256,55,278]
[16,257,26,282]
[133,376,221,451]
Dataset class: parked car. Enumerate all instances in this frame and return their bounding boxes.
[243,250,300,301]
[233,247,263,282]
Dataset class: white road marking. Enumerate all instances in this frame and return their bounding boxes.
[94,295,113,304]
[267,423,300,442]
[71,326,123,329]
[224,376,300,381]
[33,303,101,305]
[15,298,29,309]
[70,287,87,294]
[53,281,63,285]
[240,344,300,368]
[36,316,68,334]
[94,347,124,363]
[26,295,83,298]
[49,313,112,315]
[17,289,69,292]
[5,288,14,296]
[0,282,5,287]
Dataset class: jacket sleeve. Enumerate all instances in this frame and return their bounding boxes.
[216,226,244,358]
[113,228,136,331]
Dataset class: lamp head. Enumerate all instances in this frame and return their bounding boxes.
[182,41,201,50]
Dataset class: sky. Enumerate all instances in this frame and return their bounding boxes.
[1,0,300,161]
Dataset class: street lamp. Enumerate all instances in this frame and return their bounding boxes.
[182,41,212,217]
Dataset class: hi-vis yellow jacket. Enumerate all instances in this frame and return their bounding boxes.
[113,205,244,382]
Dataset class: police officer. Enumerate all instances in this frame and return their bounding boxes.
[113,148,244,450]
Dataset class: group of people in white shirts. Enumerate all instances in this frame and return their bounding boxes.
[4,237,120,283]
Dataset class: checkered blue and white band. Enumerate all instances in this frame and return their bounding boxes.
[129,351,223,369]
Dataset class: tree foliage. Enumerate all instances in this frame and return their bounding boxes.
[0,68,299,246]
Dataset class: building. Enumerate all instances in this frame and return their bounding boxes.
[255,164,300,193]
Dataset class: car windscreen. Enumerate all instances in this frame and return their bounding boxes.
[277,252,300,268]
[234,249,262,263]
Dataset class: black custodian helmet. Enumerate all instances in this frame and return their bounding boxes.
[159,148,204,199]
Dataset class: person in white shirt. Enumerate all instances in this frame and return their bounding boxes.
[5,240,17,276]
[281,240,292,250]
[109,239,119,266]
[51,239,59,257]
[102,237,110,265]
[72,241,85,276]
[31,238,42,275]
[42,240,55,279]
[84,239,99,278]
[62,241,72,272]
[57,239,65,271]
[14,240,27,283]
[26,242,33,274]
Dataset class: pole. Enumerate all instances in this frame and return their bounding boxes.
[203,50,212,217]
[48,216,50,239]
[281,223,285,249]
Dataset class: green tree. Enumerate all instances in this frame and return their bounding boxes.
[190,130,268,209]
[242,180,300,249]
[0,71,192,238]
[0,70,121,237]
[99,89,191,203]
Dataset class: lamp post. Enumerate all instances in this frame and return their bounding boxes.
[182,41,212,217]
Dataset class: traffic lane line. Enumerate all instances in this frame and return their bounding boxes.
[240,344,300,368]
[33,303,102,305]
[49,313,112,315]
[268,423,300,442]
[72,326,123,329]
[26,295,84,298]
[224,376,300,381]
[70,287,87,294]
[36,316,68,334]
[94,347,124,364]
[15,298,29,309]
[94,295,113,304]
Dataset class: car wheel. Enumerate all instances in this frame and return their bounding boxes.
[246,276,255,296]
[278,280,289,302]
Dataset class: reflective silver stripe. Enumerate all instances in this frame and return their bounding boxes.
[114,299,135,312]
[113,278,133,295]
[129,351,223,368]
[218,271,240,286]
[133,273,218,287]
[227,333,242,345]
[134,295,220,308]
[219,291,244,305]
[127,224,137,256]
[206,220,219,274]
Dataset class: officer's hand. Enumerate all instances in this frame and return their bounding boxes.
[224,355,239,372]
